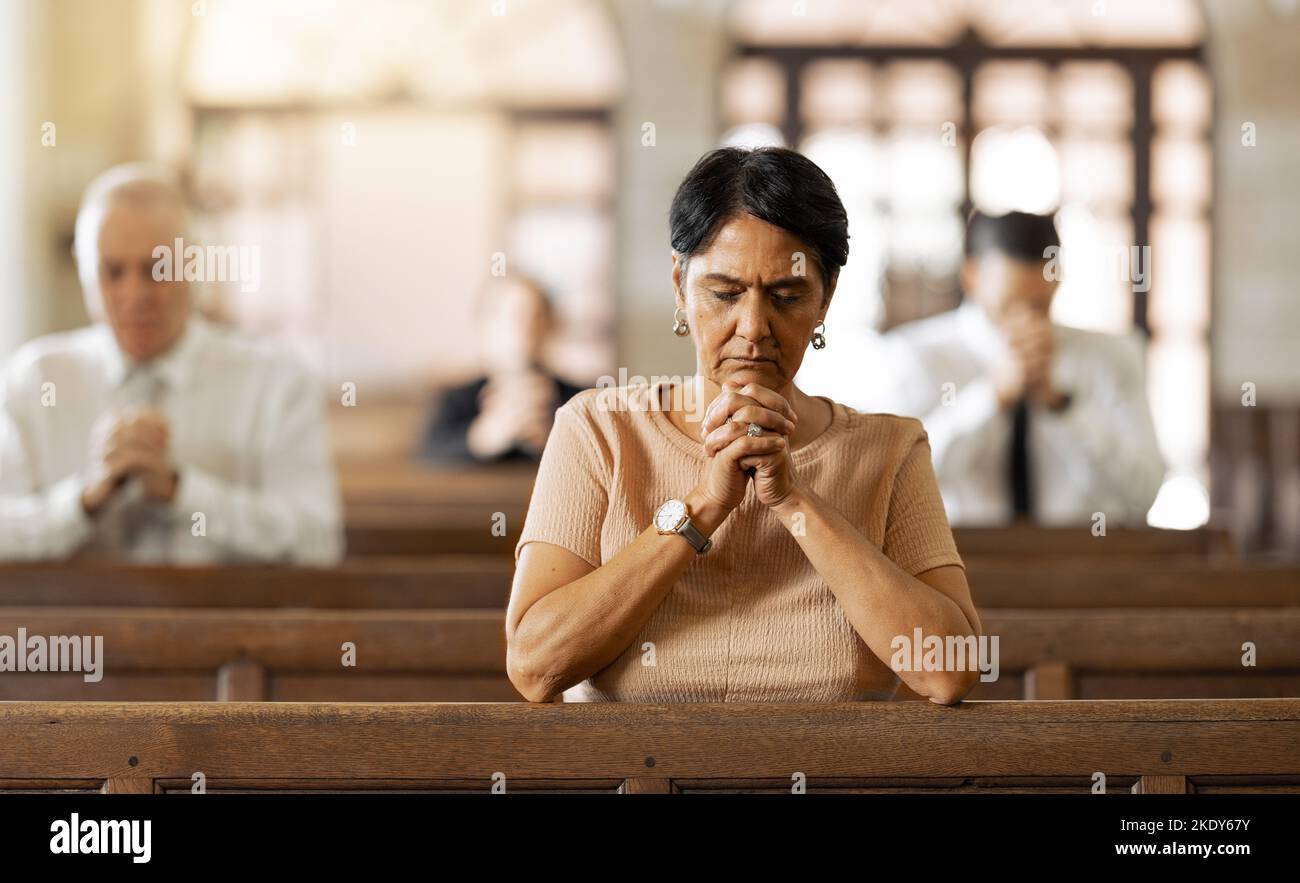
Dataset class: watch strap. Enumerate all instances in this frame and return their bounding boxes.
[678,519,712,554]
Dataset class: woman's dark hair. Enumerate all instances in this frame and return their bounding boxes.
[965,210,1060,263]
[669,147,849,296]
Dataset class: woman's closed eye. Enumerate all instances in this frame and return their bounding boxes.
[710,290,802,305]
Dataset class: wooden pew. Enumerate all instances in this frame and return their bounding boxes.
[954,525,1234,560]
[1,699,1296,794]
[345,512,520,556]
[341,461,532,556]
[2,560,1291,611]
[4,606,1298,703]
[0,559,512,609]
[338,461,536,506]
[956,562,1300,698]
[972,608,1300,700]
[0,608,517,702]
[336,458,1235,563]
[333,458,1229,560]
[965,562,1300,608]
[343,513,1234,560]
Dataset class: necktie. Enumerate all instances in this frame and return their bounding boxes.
[1009,398,1033,519]
[119,365,164,410]
[115,366,174,561]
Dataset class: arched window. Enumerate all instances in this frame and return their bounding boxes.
[727,0,1212,527]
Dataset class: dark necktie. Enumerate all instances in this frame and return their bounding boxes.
[1009,398,1033,519]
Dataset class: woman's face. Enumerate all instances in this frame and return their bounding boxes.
[673,213,834,392]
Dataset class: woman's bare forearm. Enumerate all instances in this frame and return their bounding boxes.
[771,485,979,698]
[512,489,727,699]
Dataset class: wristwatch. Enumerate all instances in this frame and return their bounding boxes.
[653,498,712,554]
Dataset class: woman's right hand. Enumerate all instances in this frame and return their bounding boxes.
[689,381,796,515]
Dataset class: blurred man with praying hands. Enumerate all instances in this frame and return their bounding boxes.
[878,211,1166,528]
[0,163,343,564]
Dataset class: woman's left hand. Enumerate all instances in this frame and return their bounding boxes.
[701,381,804,509]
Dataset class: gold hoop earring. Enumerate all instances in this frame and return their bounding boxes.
[811,320,827,350]
[672,307,690,337]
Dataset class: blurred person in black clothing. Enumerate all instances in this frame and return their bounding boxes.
[422,277,582,464]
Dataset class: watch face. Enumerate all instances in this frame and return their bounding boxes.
[655,499,687,532]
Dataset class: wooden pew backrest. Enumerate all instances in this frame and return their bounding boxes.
[1,699,1296,794]
[2,607,1298,703]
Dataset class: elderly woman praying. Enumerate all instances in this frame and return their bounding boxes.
[506,146,981,704]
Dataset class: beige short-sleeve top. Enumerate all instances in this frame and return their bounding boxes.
[515,380,965,702]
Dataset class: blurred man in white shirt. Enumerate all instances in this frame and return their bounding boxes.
[0,163,343,564]
[881,211,1166,527]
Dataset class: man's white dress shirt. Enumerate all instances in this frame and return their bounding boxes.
[0,317,344,564]
[871,301,1166,527]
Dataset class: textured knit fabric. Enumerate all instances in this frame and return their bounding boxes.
[514,379,965,703]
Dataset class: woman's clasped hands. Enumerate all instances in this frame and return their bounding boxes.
[694,380,803,511]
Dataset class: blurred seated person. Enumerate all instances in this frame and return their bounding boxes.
[422,277,583,464]
[0,163,343,564]
[880,210,1165,527]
